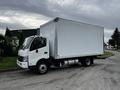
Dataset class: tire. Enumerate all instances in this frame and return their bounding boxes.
[81,57,92,66]
[37,62,48,74]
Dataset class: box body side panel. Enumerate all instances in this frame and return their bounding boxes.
[56,19,104,59]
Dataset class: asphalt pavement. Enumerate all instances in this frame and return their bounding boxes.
[0,51,120,90]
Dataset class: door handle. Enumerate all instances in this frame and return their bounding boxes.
[44,52,48,54]
[36,49,38,53]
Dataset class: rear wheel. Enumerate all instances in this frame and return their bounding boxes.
[37,62,48,74]
[80,57,93,66]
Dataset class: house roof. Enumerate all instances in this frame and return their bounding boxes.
[5,28,39,38]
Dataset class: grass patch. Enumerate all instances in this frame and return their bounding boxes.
[0,57,18,70]
[97,51,113,59]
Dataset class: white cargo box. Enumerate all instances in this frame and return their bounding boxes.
[39,17,104,59]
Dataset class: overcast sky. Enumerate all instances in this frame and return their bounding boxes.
[0,0,120,43]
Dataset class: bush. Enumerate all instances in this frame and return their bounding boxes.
[11,47,18,56]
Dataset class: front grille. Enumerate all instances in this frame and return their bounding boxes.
[18,56,23,62]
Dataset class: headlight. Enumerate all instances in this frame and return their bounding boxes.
[23,56,28,62]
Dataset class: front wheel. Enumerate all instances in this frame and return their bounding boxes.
[37,62,48,74]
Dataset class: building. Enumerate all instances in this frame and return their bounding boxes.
[5,27,39,47]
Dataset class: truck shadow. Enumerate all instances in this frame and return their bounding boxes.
[20,63,104,76]
[49,63,103,73]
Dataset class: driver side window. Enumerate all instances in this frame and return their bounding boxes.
[30,37,46,51]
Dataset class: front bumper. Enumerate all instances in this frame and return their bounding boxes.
[17,60,28,69]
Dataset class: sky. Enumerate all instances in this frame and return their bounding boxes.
[0,0,120,43]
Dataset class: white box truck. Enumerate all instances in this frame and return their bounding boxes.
[17,17,104,74]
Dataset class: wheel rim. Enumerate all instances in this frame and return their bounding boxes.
[39,64,47,73]
[86,58,91,65]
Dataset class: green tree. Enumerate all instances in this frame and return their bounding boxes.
[112,28,120,49]
[0,34,5,57]
[4,36,13,56]
[17,32,24,48]
[0,34,14,56]
[108,39,115,48]
[109,28,120,49]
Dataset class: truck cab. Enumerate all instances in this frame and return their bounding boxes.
[17,36,49,74]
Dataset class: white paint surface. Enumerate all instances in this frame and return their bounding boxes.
[40,18,104,59]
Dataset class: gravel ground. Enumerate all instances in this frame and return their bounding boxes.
[0,51,120,90]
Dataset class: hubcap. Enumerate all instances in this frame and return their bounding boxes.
[39,64,47,73]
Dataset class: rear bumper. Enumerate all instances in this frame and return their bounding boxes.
[17,60,28,69]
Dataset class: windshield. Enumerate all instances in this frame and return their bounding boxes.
[20,37,34,50]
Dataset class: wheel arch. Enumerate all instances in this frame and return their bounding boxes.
[36,58,46,65]
[36,58,50,67]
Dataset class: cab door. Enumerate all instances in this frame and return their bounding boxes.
[28,37,49,66]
